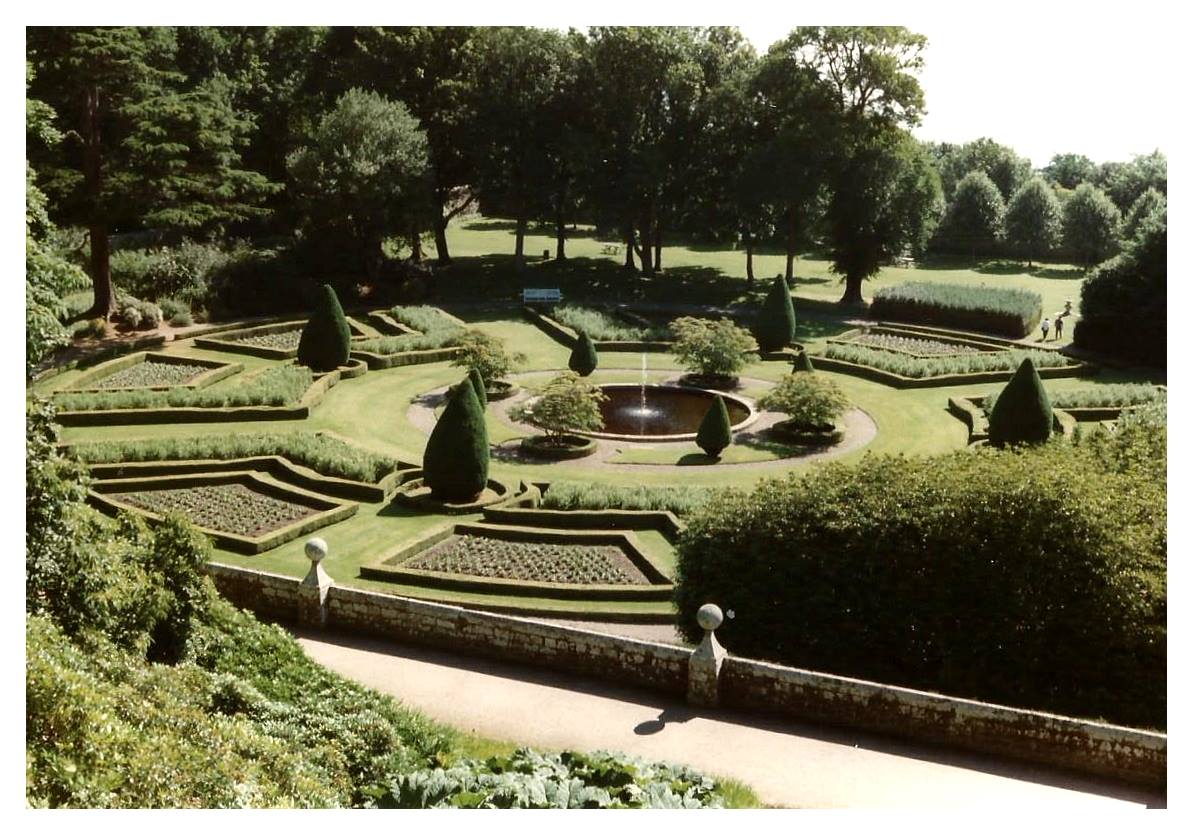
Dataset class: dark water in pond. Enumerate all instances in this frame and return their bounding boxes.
[598,385,750,436]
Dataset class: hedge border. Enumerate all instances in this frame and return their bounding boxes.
[63,351,245,393]
[521,305,674,352]
[392,476,523,514]
[828,326,1010,358]
[359,520,673,600]
[949,395,1081,444]
[193,319,370,360]
[32,333,169,384]
[809,354,1095,389]
[518,434,600,460]
[350,345,463,370]
[481,505,685,540]
[55,367,341,426]
[869,291,1042,339]
[766,419,845,447]
[88,470,358,554]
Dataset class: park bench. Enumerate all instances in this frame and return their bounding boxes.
[522,288,563,304]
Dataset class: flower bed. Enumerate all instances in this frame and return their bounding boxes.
[406,533,650,585]
[232,328,303,351]
[91,359,211,389]
[115,482,319,537]
[831,328,991,357]
[820,343,1074,378]
[519,434,599,460]
[870,281,1043,338]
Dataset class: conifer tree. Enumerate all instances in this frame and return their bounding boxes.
[423,376,490,501]
[297,284,351,371]
[754,276,797,352]
[696,395,732,458]
[468,367,488,409]
[568,332,599,376]
[988,357,1053,446]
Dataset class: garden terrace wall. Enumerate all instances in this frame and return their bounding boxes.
[869,321,1029,349]
[54,367,341,426]
[809,355,1093,389]
[869,292,1041,338]
[203,562,1165,788]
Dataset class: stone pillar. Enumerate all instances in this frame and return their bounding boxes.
[298,537,333,628]
[687,603,728,707]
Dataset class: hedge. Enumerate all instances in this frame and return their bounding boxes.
[422,377,489,502]
[674,444,1166,728]
[297,284,352,371]
[987,358,1053,446]
[540,481,717,516]
[870,281,1043,337]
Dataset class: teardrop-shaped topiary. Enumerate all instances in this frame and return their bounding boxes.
[794,350,815,373]
[696,395,733,459]
[423,376,490,501]
[468,366,487,409]
[569,331,599,377]
[297,284,352,372]
[988,357,1053,446]
[754,276,797,352]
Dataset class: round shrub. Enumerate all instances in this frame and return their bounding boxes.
[757,373,848,429]
[511,372,606,443]
[674,444,1166,727]
[568,332,599,377]
[988,357,1052,446]
[297,284,351,372]
[468,367,487,409]
[753,276,796,352]
[695,395,732,458]
[119,305,142,330]
[451,330,525,385]
[422,376,489,502]
[670,317,758,381]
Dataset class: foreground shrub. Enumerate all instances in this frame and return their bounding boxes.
[379,748,724,809]
[467,367,487,409]
[298,284,351,372]
[675,444,1166,728]
[753,276,796,352]
[695,396,732,458]
[540,482,716,516]
[870,281,1043,337]
[757,374,848,428]
[512,372,606,442]
[422,376,489,501]
[987,358,1052,446]
[670,317,757,380]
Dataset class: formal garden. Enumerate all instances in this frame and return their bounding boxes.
[25,25,1166,809]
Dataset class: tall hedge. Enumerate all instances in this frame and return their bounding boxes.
[422,377,489,502]
[753,276,796,352]
[674,443,1166,728]
[988,357,1052,446]
[695,395,732,458]
[468,367,487,409]
[568,332,599,377]
[297,284,351,371]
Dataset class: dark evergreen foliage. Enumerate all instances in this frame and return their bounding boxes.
[297,284,351,372]
[468,367,488,408]
[794,350,815,373]
[422,376,490,501]
[753,276,797,352]
[987,357,1053,446]
[568,332,599,376]
[695,395,732,458]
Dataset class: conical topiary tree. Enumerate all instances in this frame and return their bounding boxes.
[423,376,490,501]
[754,276,797,352]
[696,395,732,459]
[468,366,487,409]
[569,331,599,376]
[297,284,351,371]
[794,350,815,373]
[988,357,1053,446]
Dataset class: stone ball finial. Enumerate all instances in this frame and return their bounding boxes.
[305,537,329,564]
[696,603,724,632]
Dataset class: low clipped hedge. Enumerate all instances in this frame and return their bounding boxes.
[54,364,313,412]
[519,434,599,460]
[540,481,717,517]
[675,445,1166,728]
[870,281,1043,338]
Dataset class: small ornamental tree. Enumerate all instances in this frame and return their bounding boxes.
[1062,183,1122,268]
[758,373,848,429]
[451,330,526,385]
[988,357,1053,446]
[670,317,758,380]
[794,350,815,373]
[297,284,351,372]
[511,372,606,444]
[1005,177,1062,267]
[468,367,487,409]
[754,276,797,352]
[569,332,599,376]
[422,376,489,501]
[696,396,733,458]
[942,170,1006,254]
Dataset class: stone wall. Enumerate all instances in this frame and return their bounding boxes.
[206,563,301,622]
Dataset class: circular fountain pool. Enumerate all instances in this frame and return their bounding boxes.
[588,384,756,440]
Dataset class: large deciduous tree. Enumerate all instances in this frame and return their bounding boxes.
[27,26,275,320]
[1043,152,1097,190]
[934,137,1033,203]
[287,89,432,278]
[1062,182,1122,268]
[1093,150,1166,214]
[1004,177,1063,267]
[940,171,1006,256]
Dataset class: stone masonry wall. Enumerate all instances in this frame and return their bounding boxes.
[206,563,300,622]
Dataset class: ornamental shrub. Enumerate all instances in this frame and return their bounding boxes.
[674,442,1166,728]
[422,376,489,501]
[468,367,487,409]
[451,330,526,385]
[987,357,1052,446]
[695,396,732,458]
[870,281,1042,338]
[757,374,848,428]
[297,284,351,372]
[753,276,796,352]
[670,317,758,379]
[794,350,815,373]
[569,332,599,376]
[511,372,606,441]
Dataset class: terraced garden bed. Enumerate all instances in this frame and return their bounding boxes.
[830,327,1002,357]
[407,533,650,585]
[64,351,242,393]
[232,328,303,351]
[115,482,320,537]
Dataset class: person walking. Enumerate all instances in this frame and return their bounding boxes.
[1054,314,1065,340]
[1040,317,1051,341]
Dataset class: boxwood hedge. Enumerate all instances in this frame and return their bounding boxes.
[870,281,1043,337]
[675,441,1166,728]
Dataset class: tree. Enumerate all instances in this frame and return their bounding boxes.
[696,396,732,458]
[1094,150,1166,214]
[27,27,275,320]
[287,89,432,278]
[988,358,1053,446]
[511,373,607,442]
[450,330,526,385]
[757,373,848,428]
[1043,153,1096,190]
[467,367,487,409]
[568,332,599,377]
[422,376,489,502]
[940,171,1005,255]
[826,132,943,304]
[1121,187,1167,242]
[1005,177,1063,267]
[296,284,351,372]
[935,138,1033,202]
[670,317,758,379]
[794,350,815,373]
[1062,183,1121,268]
[754,276,797,352]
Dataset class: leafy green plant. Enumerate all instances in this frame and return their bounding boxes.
[670,317,758,379]
[85,360,208,390]
[450,330,526,384]
[406,534,645,585]
[870,281,1043,337]
[512,372,606,442]
[297,284,352,371]
[758,373,849,428]
[753,276,796,352]
[985,383,1164,412]
[551,305,667,342]
[114,483,319,537]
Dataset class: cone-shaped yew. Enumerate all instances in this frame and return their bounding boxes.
[988,357,1053,446]
[297,284,351,371]
[468,366,488,409]
[423,376,490,501]
[794,350,815,373]
[569,331,599,376]
[754,276,797,352]
[696,395,733,458]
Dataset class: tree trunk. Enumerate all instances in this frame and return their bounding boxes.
[839,272,866,306]
[434,213,452,266]
[77,82,116,322]
[514,214,527,271]
[745,237,755,286]
[623,225,637,271]
[410,230,423,263]
[653,221,662,272]
[84,223,115,321]
[639,219,654,276]
[555,207,567,261]
[785,207,796,283]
